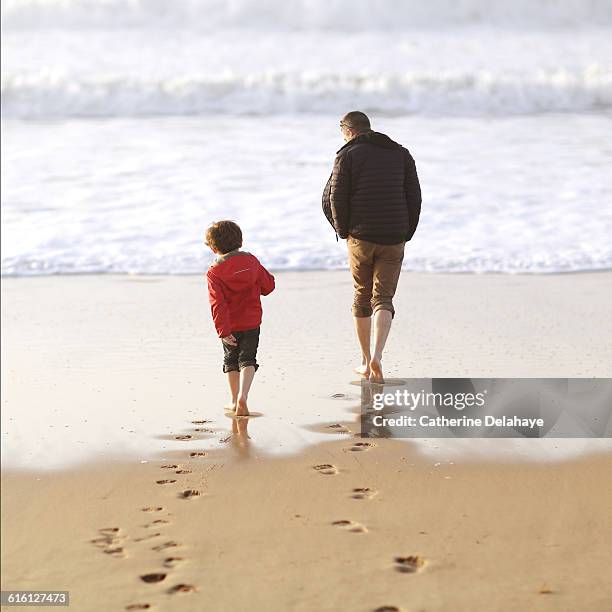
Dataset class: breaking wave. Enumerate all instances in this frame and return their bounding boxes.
[3,66,612,117]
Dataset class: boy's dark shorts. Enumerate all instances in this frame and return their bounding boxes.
[222,327,260,373]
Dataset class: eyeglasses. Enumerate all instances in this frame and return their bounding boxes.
[340,121,353,129]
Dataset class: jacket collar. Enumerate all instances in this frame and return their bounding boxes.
[336,130,401,154]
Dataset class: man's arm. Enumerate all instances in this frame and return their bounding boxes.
[321,172,336,231]
[330,152,352,239]
[403,149,422,241]
[207,270,232,338]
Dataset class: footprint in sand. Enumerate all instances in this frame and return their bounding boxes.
[189,451,207,458]
[332,520,368,533]
[91,530,123,544]
[394,555,426,573]
[179,489,201,499]
[156,479,177,485]
[175,469,192,474]
[91,528,126,557]
[351,487,378,500]
[145,519,170,528]
[374,607,404,612]
[194,428,214,433]
[313,464,339,475]
[191,420,212,424]
[152,541,181,552]
[134,533,161,542]
[163,556,185,568]
[140,573,166,583]
[142,506,164,513]
[168,584,197,594]
[160,464,179,469]
[347,441,377,452]
[174,435,192,441]
[125,604,151,610]
[327,423,350,433]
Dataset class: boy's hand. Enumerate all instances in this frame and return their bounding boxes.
[222,334,237,346]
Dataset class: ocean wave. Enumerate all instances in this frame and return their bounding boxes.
[3,67,612,117]
[2,0,612,30]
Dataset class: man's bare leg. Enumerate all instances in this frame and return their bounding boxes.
[353,316,372,377]
[235,366,255,417]
[225,371,240,411]
[370,309,392,383]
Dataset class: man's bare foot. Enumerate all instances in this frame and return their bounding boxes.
[354,363,371,378]
[235,398,250,417]
[369,358,384,384]
[224,401,237,412]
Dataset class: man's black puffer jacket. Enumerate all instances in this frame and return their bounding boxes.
[322,131,421,244]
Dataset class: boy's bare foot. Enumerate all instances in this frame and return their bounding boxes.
[354,363,371,378]
[369,358,384,384]
[235,398,250,417]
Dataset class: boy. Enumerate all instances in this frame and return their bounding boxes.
[205,220,275,417]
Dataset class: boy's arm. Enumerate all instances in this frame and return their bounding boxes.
[258,262,275,296]
[206,270,232,338]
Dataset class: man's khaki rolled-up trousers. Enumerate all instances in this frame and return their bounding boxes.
[347,235,405,318]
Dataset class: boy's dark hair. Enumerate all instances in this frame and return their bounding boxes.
[205,220,243,254]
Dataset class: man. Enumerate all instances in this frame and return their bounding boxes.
[322,111,421,383]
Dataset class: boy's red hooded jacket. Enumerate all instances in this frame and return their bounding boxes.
[207,251,275,338]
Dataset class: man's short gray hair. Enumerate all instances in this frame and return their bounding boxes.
[341,111,371,132]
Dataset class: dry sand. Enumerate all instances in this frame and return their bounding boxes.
[3,443,612,611]
[2,271,612,611]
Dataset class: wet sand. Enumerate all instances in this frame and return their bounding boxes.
[3,272,612,469]
[2,272,612,610]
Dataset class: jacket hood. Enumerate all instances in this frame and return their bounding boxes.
[210,251,260,291]
[337,130,401,153]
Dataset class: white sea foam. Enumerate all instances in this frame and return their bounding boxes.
[2,114,612,275]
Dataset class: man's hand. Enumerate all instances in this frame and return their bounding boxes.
[222,334,237,346]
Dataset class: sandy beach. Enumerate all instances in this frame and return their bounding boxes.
[4,0,612,609]
[3,441,612,612]
[2,271,612,611]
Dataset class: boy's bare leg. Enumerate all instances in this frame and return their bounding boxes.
[370,309,392,383]
[225,371,240,411]
[353,316,372,377]
[236,366,255,417]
